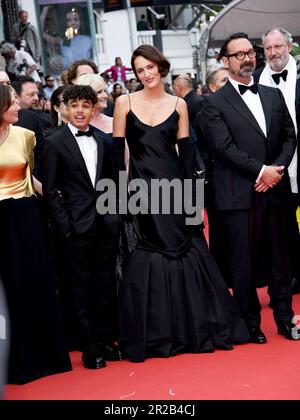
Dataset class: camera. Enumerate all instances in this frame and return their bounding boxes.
[17,59,29,75]
[19,38,27,51]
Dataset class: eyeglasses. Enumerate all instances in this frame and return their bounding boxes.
[227,50,256,61]
[57,99,64,105]
[47,79,55,82]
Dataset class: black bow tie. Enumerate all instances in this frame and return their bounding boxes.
[75,128,94,137]
[238,83,258,95]
[272,69,288,85]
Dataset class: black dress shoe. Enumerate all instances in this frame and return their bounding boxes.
[97,341,123,361]
[82,344,106,369]
[277,322,300,340]
[249,327,267,344]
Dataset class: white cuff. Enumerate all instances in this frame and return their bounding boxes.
[256,165,266,183]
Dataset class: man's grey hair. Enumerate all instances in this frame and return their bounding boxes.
[262,27,293,45]
[1,42,16,55]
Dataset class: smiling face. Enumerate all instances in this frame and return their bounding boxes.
[66,11,80,31]
[2,91,21,126]
[133,55,161,88]
[94,80,108,112]
[66,98,94,130]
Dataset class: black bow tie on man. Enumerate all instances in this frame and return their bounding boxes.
[238,83,258,95]
[75,128,94,137]
[272,69,288,85]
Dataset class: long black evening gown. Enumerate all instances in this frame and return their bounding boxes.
[120,106,250,362]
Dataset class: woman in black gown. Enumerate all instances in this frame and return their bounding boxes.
[113,45,250,362]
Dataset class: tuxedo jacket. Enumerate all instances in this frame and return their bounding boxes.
[200,81,297,211]
[254,66,300,197]
[41,125,115,237]
[14,109,45,180]
[184,90,203,131]
[253,66,300,123]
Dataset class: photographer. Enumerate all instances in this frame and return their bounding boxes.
[1,42,40,82]
[12,10,40,64]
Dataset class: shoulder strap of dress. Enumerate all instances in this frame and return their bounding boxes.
[127,93,131,110]
[175,96,180,110]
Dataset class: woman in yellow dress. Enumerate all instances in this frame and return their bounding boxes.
[0,85,71,384]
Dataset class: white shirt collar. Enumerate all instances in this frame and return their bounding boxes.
[68,122,90,137]
[229,76,254,93]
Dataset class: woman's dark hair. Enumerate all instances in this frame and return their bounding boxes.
[66,60,98,85]
[50,85,67,127]
[63,84,98,105]
[0,85,13,126]
[131,44,170,79]
[113,83,122,92]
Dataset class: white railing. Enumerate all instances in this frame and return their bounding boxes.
[95,33,110,69]
[137,30,156,46]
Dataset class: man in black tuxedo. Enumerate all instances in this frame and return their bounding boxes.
[12,76,48,181]
[254,27,300,295]
[173,74,203,147]
[200,32,300,343]
[42,85,121,369]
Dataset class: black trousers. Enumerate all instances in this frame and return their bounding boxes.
[66,216,119,349]
[219,194,293,329]
[285,193,300,280]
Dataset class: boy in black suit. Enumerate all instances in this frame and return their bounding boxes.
[42,85,121,368]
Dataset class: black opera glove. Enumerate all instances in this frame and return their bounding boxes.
[112,137,132,222]
[112,136,126,172]
[177,137,194,179]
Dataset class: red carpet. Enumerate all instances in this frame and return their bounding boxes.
[4,289,300,400]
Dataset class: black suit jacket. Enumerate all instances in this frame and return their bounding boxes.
[14,109,44,180]
[254,66,300,199]
[184,90,203,131]
[41,125,115,236]
[200,81,297,211]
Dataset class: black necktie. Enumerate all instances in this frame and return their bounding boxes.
[272,69,288,85]
[238,83,258,95]
[75,128,94,137]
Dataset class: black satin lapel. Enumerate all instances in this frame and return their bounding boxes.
[61,126,93,185]
[225,83,266,138]
[258,85,272,135]
[94,130,104,183]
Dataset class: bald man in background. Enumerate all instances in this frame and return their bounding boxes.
[173,74,204,172]
[173,74,203,142]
